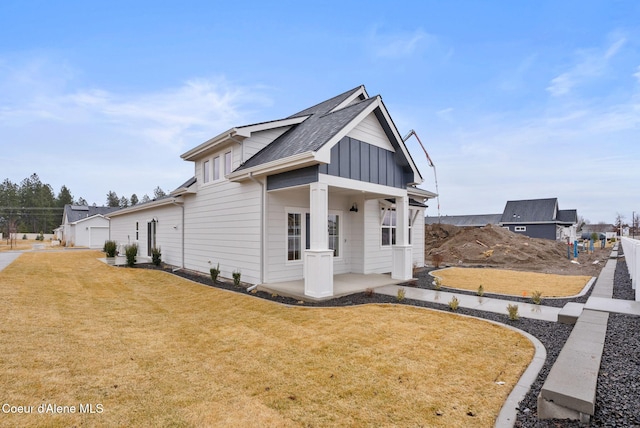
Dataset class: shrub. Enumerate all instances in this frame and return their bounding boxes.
[433,276,442,290]
[448,296,459,311]
[531,290,543,305]
[364,288,375,297]
[431,253,444,268]
[103,240,118,258]
[232,270,241,286]
[22,234,27,240]
[507,304,519,320]
[151,247,162,266]
[477,284,484,297]
[210,263,220,283]
[124,243,138,267]
[591,232,599,242]
[396,287,406,302]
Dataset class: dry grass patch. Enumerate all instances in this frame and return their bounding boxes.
[433,267,591,297]
[0,239,43,252]
[0,251,534,427]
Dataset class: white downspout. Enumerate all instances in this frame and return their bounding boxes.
[248,172,265,285]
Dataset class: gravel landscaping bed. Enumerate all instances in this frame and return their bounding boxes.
[138,257,639,427]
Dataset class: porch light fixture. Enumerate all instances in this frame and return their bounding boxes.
[350,203,358,213]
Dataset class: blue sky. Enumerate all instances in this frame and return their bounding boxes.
[1,1,638,224]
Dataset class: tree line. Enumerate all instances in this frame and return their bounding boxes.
[0,173,166,236]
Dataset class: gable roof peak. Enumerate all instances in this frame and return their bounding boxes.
[288,85,368,118]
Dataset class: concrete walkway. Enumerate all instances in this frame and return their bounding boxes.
[375,285,561,321]
[0,252,21,272]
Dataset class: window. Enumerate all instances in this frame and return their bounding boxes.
[515,226,527,232]
[381,208,396,246]
[213,156,220,181]
[287,213,302,261]
[224,151,232,175]
[328,214,340,257]
[203,160,210,183]
[287,210,341,260]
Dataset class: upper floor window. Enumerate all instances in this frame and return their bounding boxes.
[203,160,210,183]
[213,156,221,181]
[224,151,232,176]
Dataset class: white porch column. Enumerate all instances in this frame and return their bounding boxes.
[392,195,413,280]
[304,182,334,298]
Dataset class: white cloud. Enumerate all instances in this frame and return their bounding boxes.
[634,66,640,84]
[367,28,434,59]
[546,36,626,97]
[0,57,270,204]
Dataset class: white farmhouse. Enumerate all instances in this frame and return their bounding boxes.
[108,86,436,298]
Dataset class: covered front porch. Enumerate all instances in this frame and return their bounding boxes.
[258,272,409,301]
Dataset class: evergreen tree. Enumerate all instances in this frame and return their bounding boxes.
[56,185,74,207]
[130,194,139,206]
[141,194,151,203]
[106,191,120,207]
[153,186,167,199]
[119,196,129,208]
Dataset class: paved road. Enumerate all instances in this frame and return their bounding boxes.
[0,252,21,272]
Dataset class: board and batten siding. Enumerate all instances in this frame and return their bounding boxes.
[182,179,262,284]
[346,111,395,152]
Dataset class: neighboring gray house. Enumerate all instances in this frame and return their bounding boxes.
[500,198,578,241]
[108,85,437,298]
[56,205,120,248]
[425,214,502,228]
[426,198,578,241]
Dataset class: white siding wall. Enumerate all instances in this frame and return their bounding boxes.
[265,187,355,283]
[411,207,425,268]
[363,199,393,274]
[347,112,395,151]
[242,127,291,162]
[183,179,262,284]
[109,204,183,263]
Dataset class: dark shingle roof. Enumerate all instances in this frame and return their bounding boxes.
[237,96,377,171]
[287,85,365,118]
[64,205,120,224]
[557,209,578,224]
[500,198,558,223]
[425,214,502,227]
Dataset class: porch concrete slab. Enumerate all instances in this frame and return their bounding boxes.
[375,286,561,322]
[258,273,406,301]
[585,296,640,316]
[557,302,584,324]
[0,252,21,272]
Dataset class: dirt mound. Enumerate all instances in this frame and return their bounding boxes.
[424,223,606,277]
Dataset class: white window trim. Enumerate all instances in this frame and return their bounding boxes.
[380,206,396,248]
[285,207,343,263]
[201,148,233,187]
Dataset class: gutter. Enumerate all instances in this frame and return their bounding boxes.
[248,172,265,285]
